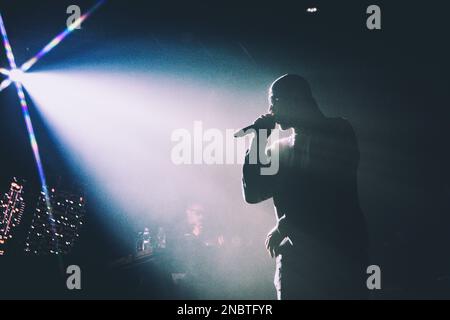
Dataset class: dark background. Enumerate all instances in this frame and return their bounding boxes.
[0,0,449,299]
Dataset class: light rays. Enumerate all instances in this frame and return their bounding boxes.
[0,0,105,92]
[0,14,17,69]
[0,12,18,93]
[21,0,106,72]
[0,1,106,186]
[0,2,106,252]
[0,12,54,240]
[0,12,49,192]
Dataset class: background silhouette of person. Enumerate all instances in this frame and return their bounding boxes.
[242,74,369,299]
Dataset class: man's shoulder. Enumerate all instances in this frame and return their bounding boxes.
[327,117,359,160]
[327,117,356,138]
[267,136,295,152]
[329,117,353,129]
[266,135,295,166]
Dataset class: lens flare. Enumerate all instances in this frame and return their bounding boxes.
[0,0,105,91]
[20,0,106,72]
[0,11,52,218]
[0,1,106,252]
[0,14,18,70]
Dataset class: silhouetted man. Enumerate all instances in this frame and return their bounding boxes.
[242,74,369,299]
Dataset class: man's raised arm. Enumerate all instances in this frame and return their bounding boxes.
[242,129,277,204]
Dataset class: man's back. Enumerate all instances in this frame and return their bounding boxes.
[271,117,368,260]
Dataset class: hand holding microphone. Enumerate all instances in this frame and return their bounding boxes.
[234,113,276,138]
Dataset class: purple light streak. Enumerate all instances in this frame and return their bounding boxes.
[21,0,106,72]
[0,12,50,198]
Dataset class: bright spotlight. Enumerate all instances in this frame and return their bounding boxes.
[0,2,105,252]
[9,68,24,83]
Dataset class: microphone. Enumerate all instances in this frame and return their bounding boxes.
[234,113,276,138]
[233,125,256,138]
